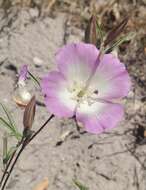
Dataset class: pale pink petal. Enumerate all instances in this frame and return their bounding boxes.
[19,65,28,82]
[56,43,99,83]
[41,71,76,118]
[91,54,131,99]
[76,101,124,134]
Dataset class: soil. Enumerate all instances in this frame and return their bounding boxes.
[0,0,146,190]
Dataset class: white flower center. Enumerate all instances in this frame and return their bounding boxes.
[68,80,98,106]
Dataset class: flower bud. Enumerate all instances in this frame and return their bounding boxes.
[104,17,129,47]
[13,64,32,107]
[18,65,28,86]
[23,96,36,137]
[13,86,32,107]
[85,14,98,45]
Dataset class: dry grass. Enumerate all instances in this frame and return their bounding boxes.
[0,0,56,10]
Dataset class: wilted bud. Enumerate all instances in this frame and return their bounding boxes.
[85,14,98,45]
[13,87,32,107]
[13,64,32,107]
[104,17,129,47]
[23,96,36,137]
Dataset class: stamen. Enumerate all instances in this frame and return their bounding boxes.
[77,90,85,98]
[94,90,98,94]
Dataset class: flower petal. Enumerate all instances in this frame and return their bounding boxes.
[76,101,124,134]
[56,43,99,84]
[41,71,76,118]
[19,65,28,82]
[91,54,131,99]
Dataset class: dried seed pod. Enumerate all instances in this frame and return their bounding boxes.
[104,17,129,47]
[23,96,36,136]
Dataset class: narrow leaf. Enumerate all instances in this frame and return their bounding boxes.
[0,117,14,132]
[96,21,104,42]
[73,180,89,190]
[0,117,22,140]
[3,146,17,164]
[0,103,16,131]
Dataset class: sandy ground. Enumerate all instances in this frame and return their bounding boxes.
[0,0,146,189]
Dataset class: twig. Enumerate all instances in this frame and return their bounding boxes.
[1,114,54,190]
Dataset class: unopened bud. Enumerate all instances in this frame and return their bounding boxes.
[23,96,36,137]
[104,17,129,47]
[13,86,32,107]
[85,14,98,45]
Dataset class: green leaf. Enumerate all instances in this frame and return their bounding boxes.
[3,146,17,164]
[9,131,22,140]
[0,103,22,140]
[0,117,13,131]
[96,20,105,43]
[73,180,89,190]
[0,117,22,141]
[0,103,16,131]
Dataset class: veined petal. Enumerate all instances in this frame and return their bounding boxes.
[91,54,131,99]
[76,101,124,134]
[56,43,99,84]
[41,71,76,118]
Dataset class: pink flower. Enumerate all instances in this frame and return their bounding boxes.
[41,43,131,134]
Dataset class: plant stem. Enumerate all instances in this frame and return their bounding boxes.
[1,141,27,190]
[0,151,16,187]
[1,114,54,190]
[28,114,54,144]
[0,138,24,187]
